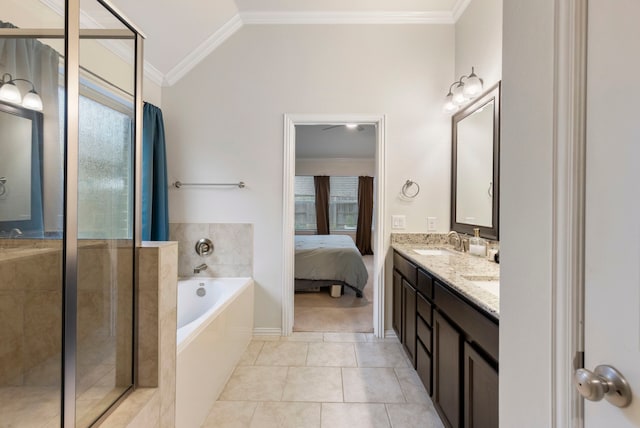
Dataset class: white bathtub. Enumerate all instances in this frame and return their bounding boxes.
[176,277,254,428]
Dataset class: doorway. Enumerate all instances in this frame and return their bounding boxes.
[282,114,387,337]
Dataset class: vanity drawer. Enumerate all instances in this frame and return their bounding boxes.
[417,269,434,300]
[417,314,432,353]
[417,293,433,327]
[393,251,417,285]
[434,280,499,362]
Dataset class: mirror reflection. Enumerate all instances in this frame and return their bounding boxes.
[0,101,44,235]
[451,83,500,240]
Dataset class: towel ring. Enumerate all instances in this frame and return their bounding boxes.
[401,180,420,198]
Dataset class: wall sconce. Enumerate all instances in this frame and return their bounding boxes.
[0,73,43,111]
[443,67,483,114]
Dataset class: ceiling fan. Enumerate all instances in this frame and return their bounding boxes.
[322,124,365,131]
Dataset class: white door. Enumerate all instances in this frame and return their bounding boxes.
[583,0,640,425]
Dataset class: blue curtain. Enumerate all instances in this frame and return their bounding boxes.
[142,102,169,241]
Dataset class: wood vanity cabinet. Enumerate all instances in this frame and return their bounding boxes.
[392,251,418,366]
[392,251,499,428]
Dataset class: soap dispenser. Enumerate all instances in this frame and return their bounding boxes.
[469,228,487,257]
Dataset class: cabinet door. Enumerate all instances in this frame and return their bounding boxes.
[393,270,402,338]
[463,343,498,428]
[434,311,461,428]
[402,279,417,366]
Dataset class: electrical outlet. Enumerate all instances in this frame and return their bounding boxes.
[427,217,437,232]
[392,215,406,229]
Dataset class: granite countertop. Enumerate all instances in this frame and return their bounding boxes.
[392,242,500,320]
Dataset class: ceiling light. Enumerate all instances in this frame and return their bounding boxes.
[0,73,44,111]
[345,123,358,129]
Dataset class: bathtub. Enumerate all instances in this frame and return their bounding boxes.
[176,277,254,428]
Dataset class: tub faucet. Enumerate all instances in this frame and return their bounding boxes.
[194,263,208,274]
[9,228,22,238]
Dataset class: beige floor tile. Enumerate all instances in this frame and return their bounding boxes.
[320,403,390,428]
[386,403,445,428]
[253,335,281,341]
[219,366,288,401]
[282,367,343,402]
[237,341,265,366]
[394,368,430,403]
[281,332,324,342]
[342,368,405,403]
[255,341,309,366]
[354,342,411,368]
[306,342,357,367]
[250,402,321,428]
[202,401,258,427]
[323,332,368,343]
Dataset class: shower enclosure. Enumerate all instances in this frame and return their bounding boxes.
[0,0,143,426]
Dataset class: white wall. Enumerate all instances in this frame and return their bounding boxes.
[501,0,555,426]
[162,24,454,331]
[295,158,375,177]
[455,0,503,89]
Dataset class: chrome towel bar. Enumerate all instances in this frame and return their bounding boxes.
[172,181,246,189]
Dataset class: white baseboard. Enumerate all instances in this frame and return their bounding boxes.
[253,327,282,337]
[384,329,398,338]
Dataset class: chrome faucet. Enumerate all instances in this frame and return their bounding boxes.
[447,231,464,252]
[9,228,22,238]
[193,263,208,274]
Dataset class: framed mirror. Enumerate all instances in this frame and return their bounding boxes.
[0,100,44,236]
[451,82,500,240]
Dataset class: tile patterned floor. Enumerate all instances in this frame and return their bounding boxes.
[202,333,445,428]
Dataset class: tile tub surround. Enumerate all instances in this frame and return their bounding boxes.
[203,333,444,428]
[170,223,253,278]
[392,242,500,318]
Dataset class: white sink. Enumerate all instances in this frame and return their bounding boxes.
[413,248,451,256]
[462,275,500,297]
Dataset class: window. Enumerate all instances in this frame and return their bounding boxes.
[59,86,134,239]
[294,175,359,232]
[329,176,358,231]
[295,176,316,231]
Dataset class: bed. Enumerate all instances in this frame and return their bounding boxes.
[294,235,369,298]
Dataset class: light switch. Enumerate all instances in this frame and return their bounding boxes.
[392,215,406,229]
[427,217,437,232]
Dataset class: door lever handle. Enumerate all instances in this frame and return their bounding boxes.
[574,364,632,408]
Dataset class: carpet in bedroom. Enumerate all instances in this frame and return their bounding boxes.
[293,255,374,333]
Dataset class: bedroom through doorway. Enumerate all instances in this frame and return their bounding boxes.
[292,123,377,333]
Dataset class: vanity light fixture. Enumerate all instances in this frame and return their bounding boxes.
[0,73,43,111]
[443,67,484,114]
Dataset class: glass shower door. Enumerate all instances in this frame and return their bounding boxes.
[75,0,136,424]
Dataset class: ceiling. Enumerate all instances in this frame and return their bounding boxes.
[295,125,376,159]
[107,0,470,86]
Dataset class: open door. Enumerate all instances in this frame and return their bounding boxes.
[577,0,640,425]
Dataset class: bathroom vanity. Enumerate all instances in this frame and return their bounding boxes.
[392,242,499,428]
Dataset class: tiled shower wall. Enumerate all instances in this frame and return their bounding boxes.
[169,223,253,278]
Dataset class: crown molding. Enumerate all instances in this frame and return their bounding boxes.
[451,0,473,21]
[143,61,164,86]
[163,14,243,86]
[240,11,455,25]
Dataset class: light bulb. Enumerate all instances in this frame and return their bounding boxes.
[345,123,358,129]
[452,83,467,106]
[0,82,22,104]
[443,93,458,114]
[463,75,483,98]
[22,90,43,111]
